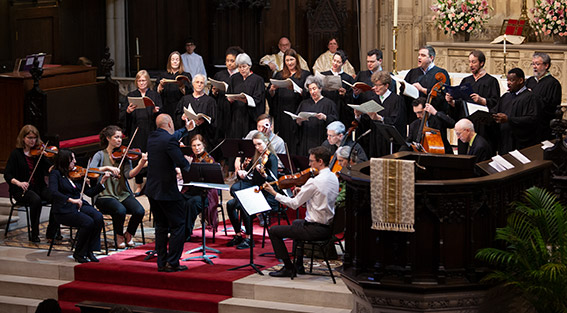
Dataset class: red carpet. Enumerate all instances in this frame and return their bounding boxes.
[58,223,293,313]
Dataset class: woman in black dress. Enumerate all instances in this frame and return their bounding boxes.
[226,53,266,139]
[155,51,192,128]
[177,74,216,149]
[122,70,162,194]
[267,49,310,154]
[296,75,338,156]
[320,50,355,126]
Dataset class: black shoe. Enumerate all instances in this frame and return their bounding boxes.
[87,252,99,263]
[296,264,306,275]
[159,263,188,273]
[73,253,89,264]
[226,235,243,247]
[237,238,254,249]
[30,236,40,243]
[269,266,296,278]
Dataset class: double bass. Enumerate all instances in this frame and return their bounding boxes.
[411,72,447,154]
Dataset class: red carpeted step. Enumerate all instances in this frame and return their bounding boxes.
[59,280,227,313]
[59,300,80,313]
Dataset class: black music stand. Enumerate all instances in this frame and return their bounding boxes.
[375,123,411,155]
[228,187,272,275]
[220,139,255,160]
[181,162,229,265]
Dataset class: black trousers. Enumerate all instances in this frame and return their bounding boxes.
[55,205,103,256]
[96,195,145,236]
[269,219,331,264]
[148,197,186,268]
[13,186,58,239]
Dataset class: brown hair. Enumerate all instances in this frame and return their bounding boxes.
[282,49,303,79]
[99,125,122,149]
[308,146,332,166]
[16,125,42,149]
[190,134,206,149]
[166,51,185,74]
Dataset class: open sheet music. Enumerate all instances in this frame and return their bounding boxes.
[270,78,303,94]
[127,96,156,110]
[283,111,318,120]
[225,92,256,107]
[208,78,228,93]
[183,104,212,124]
[162,75,190,84]
[347,100,384,114]
[234,187,272,215]
[342,80,373,92]
[315,73,342,91]
[392,76,419,99]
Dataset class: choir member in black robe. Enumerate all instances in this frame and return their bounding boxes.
[322,121,368,162]
[355,71,407,157]
[526,52,563,140]
[454,118,493,162]
[320,50,355,126]
[226,53,266,139]
[155,51,192,128]
[296,75,338,156]
[177,74,217,149]
[353,49,391,104]
[445,50,501,155]
[407,97,455,154]
[404,45,450,123]
[492,68,540,155]
[122,70,162,194]
[211,46,244,144]
[266,49,310,155]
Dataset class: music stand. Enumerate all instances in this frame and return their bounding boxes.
[220,139,255,159]
[375,123,411,155]
[181,162,229,265]
[228,186,272,275]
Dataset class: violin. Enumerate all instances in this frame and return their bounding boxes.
[196,151,214,163]
[255,167,319,193]
[330,120,358,173]
[111,146,143,160]
[68,166,118,180]
[30,144,58,158]
[411,72,446,154]
[256,150,270,176]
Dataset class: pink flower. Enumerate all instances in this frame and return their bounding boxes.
[451,30,456,34]
[461,25,466,30]
[461,3,468,12]
[446,20,450,25]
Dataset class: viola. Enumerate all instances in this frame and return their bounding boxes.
[30,144,59,158]
[196,151,214,163]
[68,166,118,180]
[329,120,358,173]
[111,146,143,160]
[255,167,319,193]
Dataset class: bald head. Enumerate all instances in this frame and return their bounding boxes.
[278,37,291,53]
[156,114,174,134]
[455,118,475,143]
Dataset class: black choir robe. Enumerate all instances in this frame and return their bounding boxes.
[176,93,217,149]
[321,70,355,126]
[526,73,562,140]
[449,73,501,157]
[353,70,397,104]
[322,139,368,163]
[357,91,407,157]
[212,69,234,143]
[404,65,450,123]
[121,89,162,152]
[155,71,192,128]
[407,111,455,154]
[296,97,338,156]
[491,87,540,155]
[227,72,265,139]
[266,70,311,155]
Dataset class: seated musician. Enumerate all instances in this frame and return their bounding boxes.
[92,126,146,248]
[49,149,112,263]
[263,146,339,277]
[454,118,493,162]
[406,97,455,154]
[226,132,279,249]
[322,121,368,162]
[4,125,58,242]
[181,134,219,241]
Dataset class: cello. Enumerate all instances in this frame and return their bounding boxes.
[411,72,447,154]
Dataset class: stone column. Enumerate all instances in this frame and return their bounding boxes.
[106,0,126,76]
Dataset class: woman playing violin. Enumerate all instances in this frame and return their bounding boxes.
[4,125,58,242]
[91,125,147,249]
[181,135,219,240]
[226,132,279,249]
[49,149,112,263]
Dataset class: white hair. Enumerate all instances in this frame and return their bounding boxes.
[193,74,206,83]
[235,53,252,66]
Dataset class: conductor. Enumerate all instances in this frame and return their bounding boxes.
[146,114,192,272]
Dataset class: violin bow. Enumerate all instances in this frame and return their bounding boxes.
[24,140,49,195]
[117,127,139,172]
[207,138,225,156]
[284,142,295,175]
[79,157,93,204]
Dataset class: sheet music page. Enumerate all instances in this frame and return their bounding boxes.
[127,96,146,110]
[235,186,272,215]
[491,155,515,170]
[244,93,256,108]
[391,76,419,99]
[488,161,507,172]
[541,140,554,149]
[466,102,489,115]
[509,150,531,164]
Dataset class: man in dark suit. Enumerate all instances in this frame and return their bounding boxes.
[146,114,191,272]
[454,118,492,162]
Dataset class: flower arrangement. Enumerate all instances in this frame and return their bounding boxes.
[531,0,567,37]
[431,0,492,35]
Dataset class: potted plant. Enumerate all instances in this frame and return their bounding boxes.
[476,187,567,312]
[531,0,567,44]
[430,0,492,41]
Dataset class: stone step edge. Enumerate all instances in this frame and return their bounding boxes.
[0,294,43,307]
[219,297,352,313]
[0,273,70,288]
[0,257,76,280]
